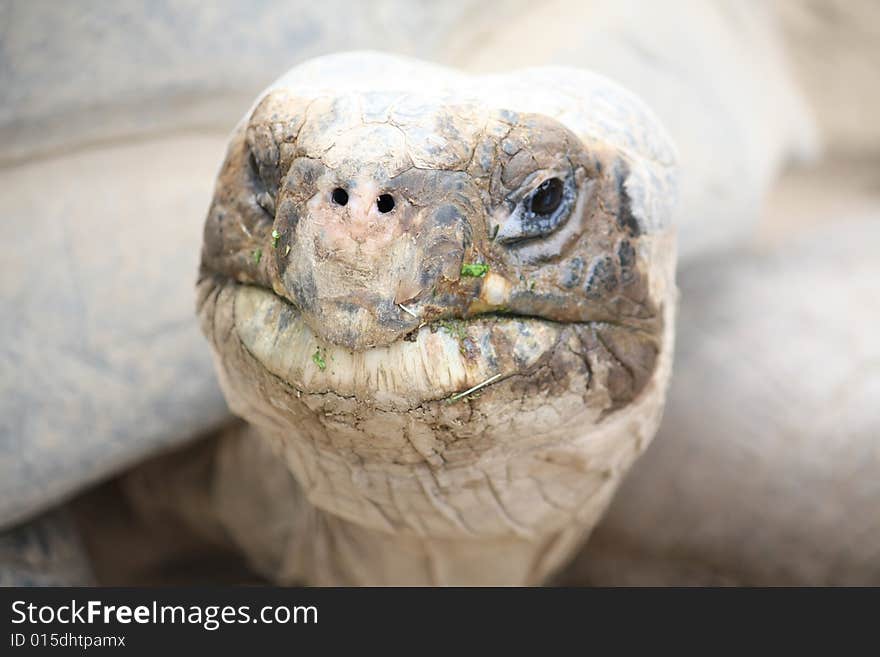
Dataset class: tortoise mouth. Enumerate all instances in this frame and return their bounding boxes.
[211,278,579,409]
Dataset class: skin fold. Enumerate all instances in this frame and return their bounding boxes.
[189,53,678,585]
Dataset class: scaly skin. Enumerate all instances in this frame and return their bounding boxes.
[196,53,678,585]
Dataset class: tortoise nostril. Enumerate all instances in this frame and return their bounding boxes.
[377,194,395,214]
[332,188,349,206]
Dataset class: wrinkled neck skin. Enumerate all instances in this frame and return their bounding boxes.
[198,240,675,586]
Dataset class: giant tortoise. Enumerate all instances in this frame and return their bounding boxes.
[2,3,879,586]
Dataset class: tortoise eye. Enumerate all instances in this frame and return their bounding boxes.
[494,172,576,245]
[529,178,564,216]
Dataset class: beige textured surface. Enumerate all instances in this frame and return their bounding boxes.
[0,136,230,526]
[756,156,880,245]
[776,0,880,158]
[0,0,516,164]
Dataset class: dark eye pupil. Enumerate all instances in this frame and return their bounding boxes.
[377,194,395,213]
[332,188,349,206]
[530,178,563,216]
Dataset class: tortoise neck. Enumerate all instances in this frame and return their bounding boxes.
[212,425,590,585]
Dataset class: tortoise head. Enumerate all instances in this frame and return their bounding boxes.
[196,54,677,578]
[201,80,674,348]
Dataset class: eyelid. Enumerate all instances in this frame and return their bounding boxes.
[504,170,548,205]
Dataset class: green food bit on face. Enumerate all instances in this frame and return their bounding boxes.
[312,349,326,371]
[252,248,262,265]
[438,319,471,355]
[461,262,489,277]
[438,319,468,342]
[272,229,281,247]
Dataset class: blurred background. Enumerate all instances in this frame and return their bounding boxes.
[1,1,878,584]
